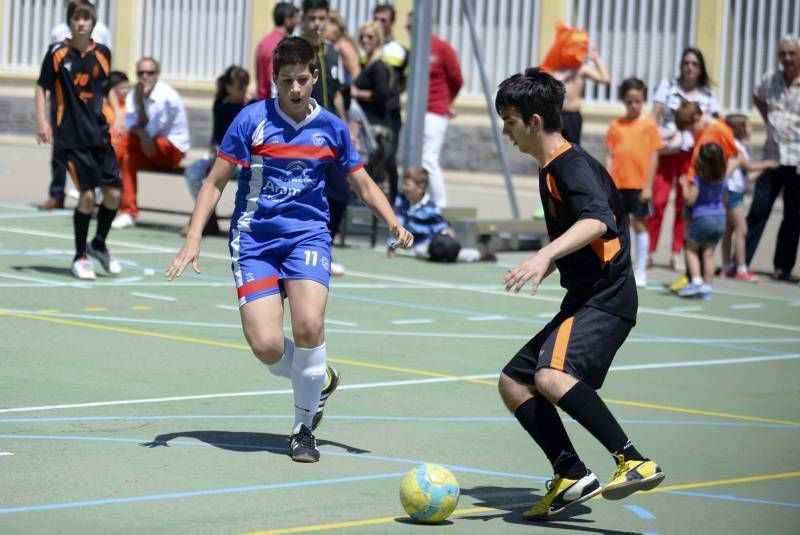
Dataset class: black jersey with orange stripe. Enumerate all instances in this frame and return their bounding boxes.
[539,142,637,321]
[37,39,112,150]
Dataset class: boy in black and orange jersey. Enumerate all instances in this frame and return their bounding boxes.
[35,0,122,280]
[494,68,664,519]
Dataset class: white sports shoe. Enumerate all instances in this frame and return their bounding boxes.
[71,256,96,280]
[330,261,345,276]
[634,270,647,288]
[87,242,122,275]
[111,213,136,229]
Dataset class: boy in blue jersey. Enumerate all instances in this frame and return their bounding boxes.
[166,37,412,463]
[495,68,663,519]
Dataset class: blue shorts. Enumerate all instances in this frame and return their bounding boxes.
[686,215,725,244]
[230,229,332,306]
[726,190,744,210]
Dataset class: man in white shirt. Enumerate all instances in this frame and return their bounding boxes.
[113,57,190,228]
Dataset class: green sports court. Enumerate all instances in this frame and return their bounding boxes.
[1,204,798,534]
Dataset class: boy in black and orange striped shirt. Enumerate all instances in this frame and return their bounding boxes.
[493,67,664,519]
[35,0,122,280]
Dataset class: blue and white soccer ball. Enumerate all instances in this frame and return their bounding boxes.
[399,463,460,523]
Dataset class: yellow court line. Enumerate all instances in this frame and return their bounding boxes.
[2,311,797,425]
[247,471,800,534]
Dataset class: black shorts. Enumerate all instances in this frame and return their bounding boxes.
[64,145,120,191]
[502,306,634,390]
[619,189,652,219]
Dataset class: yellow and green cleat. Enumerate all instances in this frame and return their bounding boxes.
[601,455,665,500]
[523,471,601,519]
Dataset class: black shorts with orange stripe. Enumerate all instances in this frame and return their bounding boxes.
[65,145,121,192]
[502,306,634,390]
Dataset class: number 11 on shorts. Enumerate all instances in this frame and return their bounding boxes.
[304,249,318,266]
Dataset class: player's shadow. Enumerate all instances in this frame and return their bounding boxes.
[11,264,77,278]
[139,430,370,455]
[457,485,640,534]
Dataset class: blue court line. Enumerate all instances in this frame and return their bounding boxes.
[0,415,797,429]
[0,471,408,514]
[664,490,800,508]
[624,504,656,519]
[1,434,798,513]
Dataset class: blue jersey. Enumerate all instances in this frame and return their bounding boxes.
[391,193,450,247]
[218,98,363,236]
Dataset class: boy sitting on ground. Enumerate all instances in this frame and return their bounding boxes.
[389,166,493,262]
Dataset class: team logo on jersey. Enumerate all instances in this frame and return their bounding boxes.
[286,161,308,175]
[321,256,330,271]
[64,61,72,72]
[312,133,326,147]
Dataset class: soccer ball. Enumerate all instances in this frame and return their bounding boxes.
[399,463,460,523]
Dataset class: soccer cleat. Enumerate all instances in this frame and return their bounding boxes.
[634,270,647,288]
[601,455,665,501]
[723,265,737,278]
[70,256,96,280]
[111,212,136,229]
[87,242,122,275]
[330,261,345,276]
[523,471,602,519]
[288,424,320,463]
[311,366,341,431]
[668,274,689,293]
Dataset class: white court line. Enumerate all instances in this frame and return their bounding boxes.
[0,452,14,456]
[2,224,798,331]
[0,212,70,219]
[129,292,176,302]
[2,353,799,414]
[325,318,358,327]
[730,303,764,310]
[466,315,507,321]
[391,318,433,325]
[216,304,239,311]
[668,306,704,313]
[0,272,91,289]
[536,312,557,318]
[790,301,800,307]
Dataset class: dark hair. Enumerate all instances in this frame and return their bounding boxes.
[302,0,329,14]
[724,113,749,140]
[215,65,250,100]
[674,101,702,131]
[403,166,429,188]
[273,36,316,76]
[495,67,564,131]
[273,2,298,27]
[618,77,647,101]
[66,0,97,27]
[373,3,396,22]
[107,70,128,95]
[695,142,726,185]
[679,47,711,88]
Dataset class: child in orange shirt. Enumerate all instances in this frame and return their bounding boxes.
[102,70,129,159]
[605,78,664,287]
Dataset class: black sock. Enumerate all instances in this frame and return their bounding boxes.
[73,209,92,259]
[514,396,587,479]
[557,381,644,461]
[93,204,117,250]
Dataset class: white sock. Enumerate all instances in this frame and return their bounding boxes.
[266,337,294,379]
[291,343,327,433]
[635,232,649,273]
[737,264,748,273]
[691,276,703,285]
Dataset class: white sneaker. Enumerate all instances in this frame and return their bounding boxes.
[330,261,345,276]
[111,213,136,229]
[71,256,96,280]
[634,270,647,288]
[87,242,122,275]
[67,184,79,200]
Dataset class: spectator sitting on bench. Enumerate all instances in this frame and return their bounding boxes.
[182,65,253,236]
[389,166,493,262]
[113,57,190,229]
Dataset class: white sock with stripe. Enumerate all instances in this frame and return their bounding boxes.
[291,343,327,433]
[266,337,294,379]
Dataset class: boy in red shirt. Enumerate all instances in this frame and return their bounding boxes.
[605,78,664,287]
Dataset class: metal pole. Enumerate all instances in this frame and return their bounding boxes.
[401,1,432,169]
[461,0,520,218]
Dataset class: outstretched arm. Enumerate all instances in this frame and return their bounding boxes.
[165,157,236,280]
[347,167,413,249]
[580,48,610,84]
[504,218,607,295]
